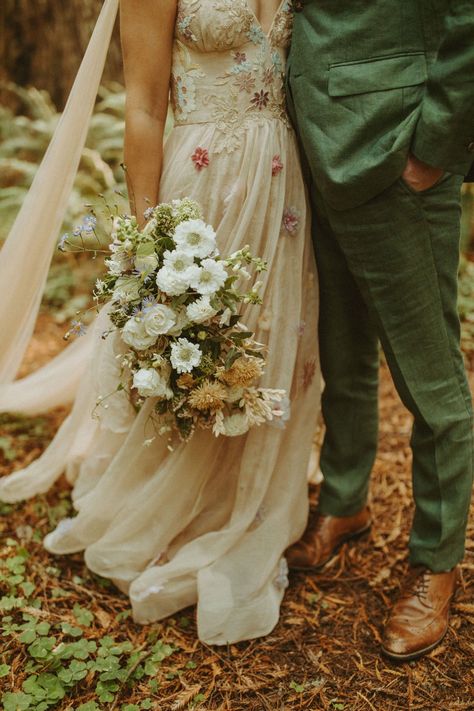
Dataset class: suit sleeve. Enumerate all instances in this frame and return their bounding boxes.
[411,1,474,175]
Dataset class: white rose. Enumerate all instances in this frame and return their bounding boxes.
[186,295,218,324]
[133,368,173,399]
[223,413,250,437]
[122,317,157,350]
[143,304,177,337]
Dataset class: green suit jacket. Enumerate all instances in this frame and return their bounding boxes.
[288,0,474,208]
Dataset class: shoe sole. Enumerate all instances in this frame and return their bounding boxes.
[381,627,448,663]
[290,521,372,572]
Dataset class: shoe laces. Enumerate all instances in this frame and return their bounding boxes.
[400,568,431,602]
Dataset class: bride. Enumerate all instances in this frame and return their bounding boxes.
[0,0,320,645]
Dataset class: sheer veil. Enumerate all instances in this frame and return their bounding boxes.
[0,0,119,415]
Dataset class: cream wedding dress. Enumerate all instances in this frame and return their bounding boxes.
[0,0,320,645]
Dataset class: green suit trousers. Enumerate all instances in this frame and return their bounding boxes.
[309,174,473,572]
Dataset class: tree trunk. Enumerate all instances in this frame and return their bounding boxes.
[0,0,122,109]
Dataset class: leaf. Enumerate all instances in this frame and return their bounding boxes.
[73,604,94,627]
[224,347,241,369]
[61,622,84,638]
[290,681,306,693]
[2,691,33,711]
[0,663,11,677]
[20,581,36,597]
[27,636,56,660]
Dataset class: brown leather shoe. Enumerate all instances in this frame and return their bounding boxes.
[286,507,371,570]
[381,567,458,662]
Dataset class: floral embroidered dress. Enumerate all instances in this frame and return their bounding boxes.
[0,0,320,645]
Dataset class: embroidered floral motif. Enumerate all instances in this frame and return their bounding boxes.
[177,15,197,43]
[272,155,284,176]
[271,0,294,47]
[234,72,257,93]
[263,67,274,86]
[191,146,210,170]
[302,359,317,391]
[233,51,247,64]
[251,89,270,110]
[170,1,293,149]
[282,207,300,235]
[247,25,267,45]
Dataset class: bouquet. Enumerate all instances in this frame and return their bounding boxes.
[66,198,286,442]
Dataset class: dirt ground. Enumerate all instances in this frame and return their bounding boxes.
[0,314,473,711]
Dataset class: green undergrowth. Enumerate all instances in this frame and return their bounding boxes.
[0,538,205,710]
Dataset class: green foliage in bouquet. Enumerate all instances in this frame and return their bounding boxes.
[65,198,286,442]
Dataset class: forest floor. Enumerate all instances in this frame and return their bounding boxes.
[1,310,473,711]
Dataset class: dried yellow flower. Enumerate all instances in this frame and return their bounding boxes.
[188,380,227,411]
[177,373,195,390]
[219,357,263,387]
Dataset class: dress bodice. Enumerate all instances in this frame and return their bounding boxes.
[170,0,294,152]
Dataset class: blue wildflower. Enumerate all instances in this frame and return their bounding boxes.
[70,320,87,337]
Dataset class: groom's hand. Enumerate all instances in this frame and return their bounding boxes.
[402,153,444,193]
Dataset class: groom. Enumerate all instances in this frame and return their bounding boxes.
[286,0,474,661]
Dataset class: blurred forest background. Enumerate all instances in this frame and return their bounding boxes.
[0,3,474,711]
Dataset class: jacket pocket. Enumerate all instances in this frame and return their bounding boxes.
[328,53,427,97]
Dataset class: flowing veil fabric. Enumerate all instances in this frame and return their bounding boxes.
[0,0,119,413]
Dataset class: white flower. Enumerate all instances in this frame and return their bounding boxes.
[143,304,177,337]
[135,252,159,276]
[106,255,127,276]
[173,219,217,258]
[122,317,157,350]
[219,308,233,327]
[142,217,157,235]
[133,368,173,399]
[188,258,228,295]
[186,295,218,324]
[163,249,195,275]
[113,277,141,303]
[156,266,189,296]
[223,413,250,437]
[170,338,202,373]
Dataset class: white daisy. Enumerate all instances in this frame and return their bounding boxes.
[163,249,195,274]
[156,266,188,296]
[173,219,217,258]
[170,338,202,373]
[186,295,218,324]
[188,258,228,295]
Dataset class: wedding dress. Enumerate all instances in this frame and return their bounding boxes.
[0,0,320,645]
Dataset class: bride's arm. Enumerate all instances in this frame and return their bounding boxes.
[120,0,177,224]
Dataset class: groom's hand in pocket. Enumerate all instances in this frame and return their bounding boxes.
[402,153,444,193]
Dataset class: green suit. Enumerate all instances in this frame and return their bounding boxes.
[288,0,474,571]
